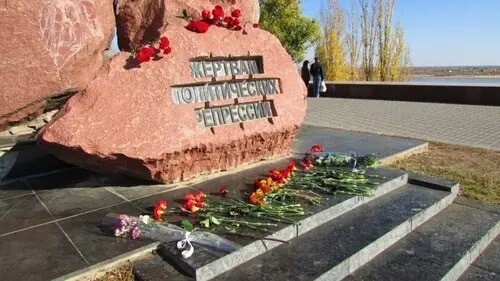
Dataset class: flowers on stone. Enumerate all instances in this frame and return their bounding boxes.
[249,188,265,206]
[311,144,324,153]
[231,9,242,18]
[249,161,300,206]
[201,9,211,21]
[184,5,258,34]
[218,187,228,197]
[153,200,168,221]
[134,36,171,65]
[212,5,225,21]
[136,46,155,63]
[111,214,141,240]
[186,19,210,33]
[301,154,314,171]
[181,191,206,213]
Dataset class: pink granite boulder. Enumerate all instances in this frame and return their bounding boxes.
[114,0,260,51]
[0,0,115,129]
[38,17,306,183]
[115,0,169,51]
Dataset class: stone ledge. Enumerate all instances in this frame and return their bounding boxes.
[161,169,408,281]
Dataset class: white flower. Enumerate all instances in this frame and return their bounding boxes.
[140,215,150,225]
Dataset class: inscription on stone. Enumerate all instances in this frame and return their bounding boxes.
[195,101,275,128]
[171,56,279,129]
[190,56,264,78]
[171,78,280,105]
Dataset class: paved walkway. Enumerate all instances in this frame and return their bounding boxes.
[305,98,500,151]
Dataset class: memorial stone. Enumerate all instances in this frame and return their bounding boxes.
[38,1,306,183]
[0,0,115,129]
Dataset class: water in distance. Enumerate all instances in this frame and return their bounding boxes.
[410,76,500,86]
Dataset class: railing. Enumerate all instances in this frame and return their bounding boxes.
[307,81,500,106]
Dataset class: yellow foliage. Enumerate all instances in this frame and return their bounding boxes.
[317,0,412,82]
[317,30,349,81]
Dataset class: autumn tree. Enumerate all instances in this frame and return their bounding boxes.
[316,0,348,81]
[318,0,411,81]
[345,0,361,80]
[259,0,320,62]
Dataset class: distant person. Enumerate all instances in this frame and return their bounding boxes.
[301,60,311,87]
[310,57,324,98]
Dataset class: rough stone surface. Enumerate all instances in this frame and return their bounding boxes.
[169,0,260,26]
[0,0,115,129]
[38,18,307,183]
[115,0,168,51]
[115,0,260,51]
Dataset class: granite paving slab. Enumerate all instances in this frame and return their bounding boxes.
[0,180,32,200]
[32,186,126,219]
[346,203,500,281]
[57,202,153,265]
[0,193,53,236]
[0,222,88,281]
[293,125,426,159]
[109,183,183,201]
[214,184,450,281]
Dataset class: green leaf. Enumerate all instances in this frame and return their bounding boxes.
[200,218,210,228]
[210,216,220,225]
[181,219,194,232]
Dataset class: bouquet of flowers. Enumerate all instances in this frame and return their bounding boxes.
[101,213,241,258]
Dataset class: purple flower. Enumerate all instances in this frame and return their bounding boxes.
[130,226,141,240]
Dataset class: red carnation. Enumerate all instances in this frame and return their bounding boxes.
[186,20,210,33]
[223,16,233,24]
[194,191,206,202]
[232,18,240,26]
[163,46,172,55]
[148,46,158,56]
[212,5,224,18]
[136,46,153,63]
[218,187,228,197]
[152,200,168,221]
[231,9,241,18]
[201,9,211,21]
[159,37,169,50]
[224,16,235,29]
[253,23,260,28]
[234,25,242,31]
[311,144,324,153]
[287,160,297,171]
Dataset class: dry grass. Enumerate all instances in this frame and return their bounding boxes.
[389,142,500,204]
[92,262,134,281]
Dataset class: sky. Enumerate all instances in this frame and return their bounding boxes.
[301,0,500,66]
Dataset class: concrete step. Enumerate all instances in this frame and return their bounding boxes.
[212,183,456,281]
[345,202,500,281]
[459,236,499,281]
[134,253,193,281]
[131,168,408,281]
